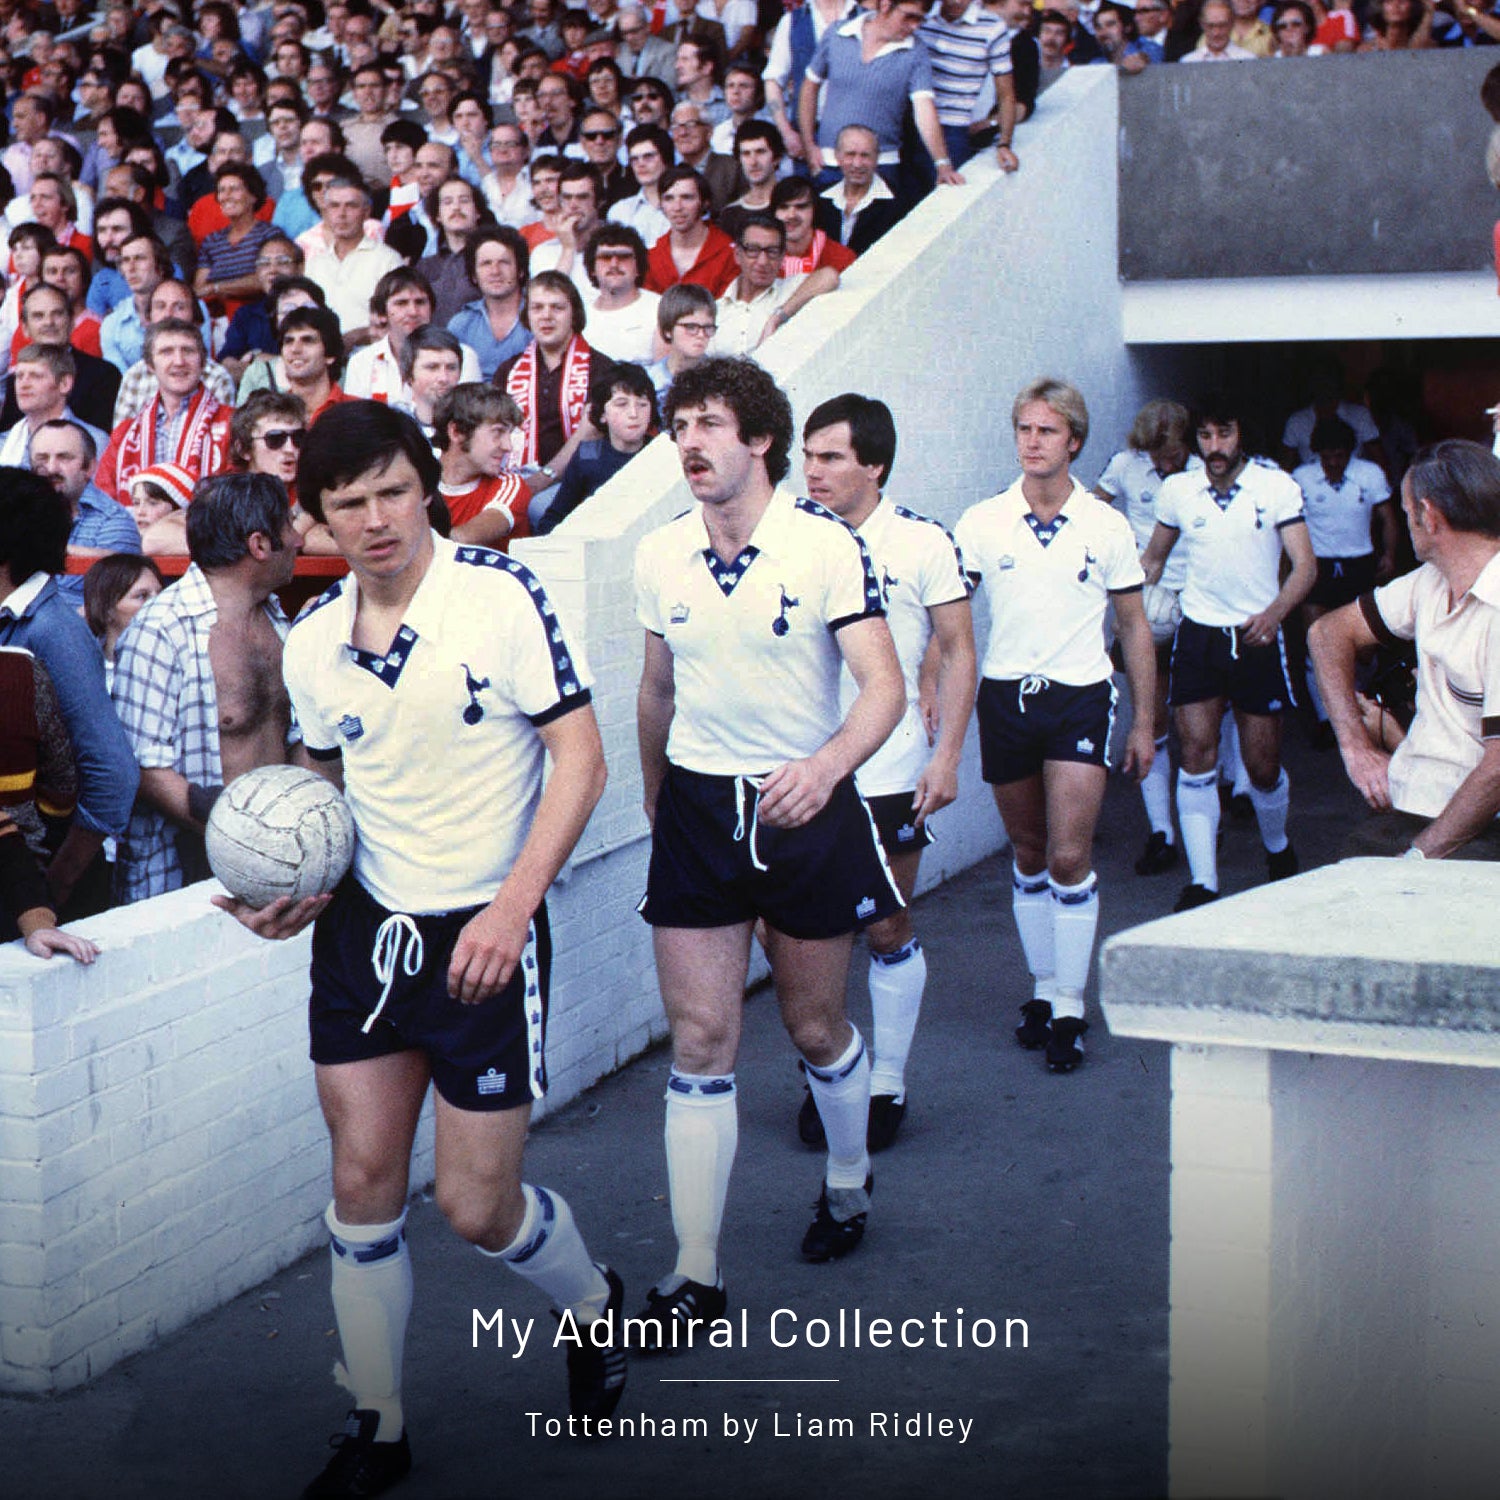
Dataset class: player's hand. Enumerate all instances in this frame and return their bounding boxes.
[913,757,959,825]
[1337,737,1393,810]
[757,757,837,828]
[23,927,99,964]
[1239,609,1282,649]
[1120,722,1156,783]
[212,892,330,940]
[449,897,530,1004]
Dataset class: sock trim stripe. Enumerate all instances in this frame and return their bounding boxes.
[331,1230,405,1264]
[667,1073,736,1096]
[871,939,922,967]
[804,1039,866,1083]
[1013,870,1050,894]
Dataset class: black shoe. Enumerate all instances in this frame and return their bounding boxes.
[560,1266,627,1421]
[796,1083,825,1147]
[303,1411,412,1500]
[1173,882,1219,912]
[1228,792,1254,822]
[801,1174,872,1263]
[1267,843,1300,882]
[1014,999,1052,1050]
[1134,831,1179,876]
[866,1094,905,1153]
[635,1275,727,1355]
[1046,1017,1088,1073]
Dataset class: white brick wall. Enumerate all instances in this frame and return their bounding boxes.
[2,69,1148,1395]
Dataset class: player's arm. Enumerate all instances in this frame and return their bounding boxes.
[1112,588,1158,782]
[913,598,976,824]
[448,701,607,1003]
[1307,600,1392,809]
[1138,521,1179,587]
[637,629,676,828]
[1242,518,1315,645]
[758,615,904,828]
[1373,500,1399,583]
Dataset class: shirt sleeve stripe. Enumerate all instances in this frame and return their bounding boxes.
[528,687,593,726]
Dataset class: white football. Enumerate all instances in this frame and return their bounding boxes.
[206,764,356,908]
[1142,583,1183,646]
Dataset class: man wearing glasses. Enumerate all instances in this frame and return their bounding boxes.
[646,284,717,404]
[609,124,672,245]
[614,3,677,78]
[667,102,739,217]
[578,109,634,207]
[481,123,534,227]
[709,214,839,356]
[219,236,308,383]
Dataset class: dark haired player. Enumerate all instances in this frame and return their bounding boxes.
[633,358,905,1341]
[215,401,624,1498]
[797,393,975,1149]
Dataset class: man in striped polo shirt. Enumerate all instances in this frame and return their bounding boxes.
[919,0,1021,172]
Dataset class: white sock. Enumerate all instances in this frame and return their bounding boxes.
[1177,769,1221,891]
[662,1072,737,1286]
[803,1027,871,1191]
[480,1183,609,1322]
[1304,660,1328,722]
[868,940,925,1101]
[1249,769,1291,855]
[1220,716,1251,797]
[1011,863,1055,1001]
[1140,736,1174,839]
[326,1205,412,1443]
[1049,873,1097,1020]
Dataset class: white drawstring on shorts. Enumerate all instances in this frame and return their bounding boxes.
[733,775,769,872]
[1223,626,1240,662]
[1018,675,1050,714]
[365,913,424,1034]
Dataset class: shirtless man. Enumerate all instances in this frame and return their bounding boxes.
[111,472,304,903]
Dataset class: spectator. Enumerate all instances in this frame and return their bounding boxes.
[346,267,481,401]
[1270,1,1325,54]
[645,281,717,401]
[709,63,770,156]
[125,462,195,556]
[816,125,904,255]
[33,417,142,596]
[1360,0,1436,48]
[919,0,1021,170]
[1229,0,1277,53]
[112,471,304,903]
[763,0,859,167]
[609,124,674,244]
[537,361,656,533]
[1095,3,1154,69]
[2,283,122,433]
[26,174,93,260]
[772,174,856,276]
[448,224,534,380]
[0,469,139,918]
[1133,0,1173,59]
[615,5,678,79]
[417,173,494,324]
[578,108,635,208]
[218,239,309,380]
[1182,0,1259,58]
[304,174,403,340]
[344,63,398,187]
[88,197,155,320]
[83,552,165,675]
[644,166,739,294]
[195,162,280,317]
[675,34,731,126]
[0,350,108,471]
[435,382,533,547]
[710,212,839,355]
[480,120,535,226]
[666,99,739,214]
[113,278,239,423]
[531,161,608,300]
[100,235,174,371]
[395,325,469,440]
[536,71,584,153]
[277,304,352,422]
[718,119,783,243]
[583,223,659,364]
[38,245,104,361]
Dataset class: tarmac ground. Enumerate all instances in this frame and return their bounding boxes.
[5,723,1369,1500]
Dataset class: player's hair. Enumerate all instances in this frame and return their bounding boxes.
[188,472,294,569]
[433,383,524,450]
[1127,399,1192,454]
[664,357,793,484]
[1013,377,1089,450]
[84,553,165,639]
[398,325,463,386]
[0,470,69,579]
[297,400,442,524]
[804,393,897,489]
[584,223,648,285]
[35,416,96,466]
[658,282,716,337]
[230,390,308,468]
[1309,416,1357,454]
[1195,390,1242,432]
[524,270,587,335]
[1405,440,1500,540]
[588,361,657,430]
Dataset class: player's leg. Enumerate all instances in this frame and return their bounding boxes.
[863,847,924,1151]
[433,1098,624,1419]
[1136,637,1179,874]
[766,924,872,1262]
[992,773,1055,1045]
[638,921,751,1343]
[1174,695,1226,908]
[1235,706,1297,879]
[1038,757,1108,1073]
[305,1052,430,1498]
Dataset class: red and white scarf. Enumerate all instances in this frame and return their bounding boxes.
[782,230,829,278]
[116,386,228,491]
[504,336,592,467]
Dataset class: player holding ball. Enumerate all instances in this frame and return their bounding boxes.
[215,400,625,1499]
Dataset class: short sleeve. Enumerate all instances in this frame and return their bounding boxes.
[282,630,339,755]
[498,570,594,725]
[111,618,185,771]
[824,522,885,632]
[1362,461,1392,506]
[804,27,831,84]
[1095,451,1128,500]
[1154,476,1185,531]
[1366,566,1422,644]
[916,524,970,609]
[953,506,983,581]
[1269,470,1306,528]
[907,45,934,97]
[634,532,665,635]
[1102,511,1146,593]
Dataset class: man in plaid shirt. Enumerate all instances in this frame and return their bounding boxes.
[112,473,305,903]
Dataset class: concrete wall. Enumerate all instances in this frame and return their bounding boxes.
[1119,50,1498,282]
[2,67,1159,1395]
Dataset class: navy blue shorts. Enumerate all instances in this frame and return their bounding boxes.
[309,878,551,1112]
[1169,616,1296,716]
[864,789,935,858]
[977,677,1114,786]
[1307,554,1377,611]
[639,765,903,939]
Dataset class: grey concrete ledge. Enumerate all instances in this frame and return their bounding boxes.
[1100,859,1500,1056]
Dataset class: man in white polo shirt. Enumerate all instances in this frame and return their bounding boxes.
[1310,440,1500,861]
[634,357,904,1343]
[956,377,1156,1073]
[710,214,839,357]
[1142,397,1317,911]
[797,392,974,1150]
[215,401,625,1498]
